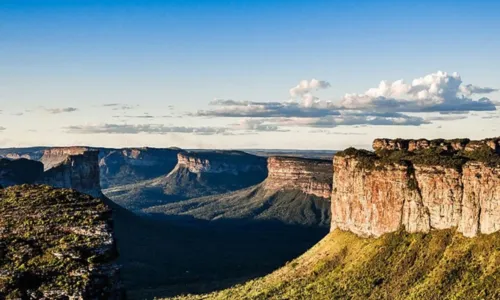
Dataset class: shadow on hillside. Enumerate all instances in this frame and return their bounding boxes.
[111,206,328,299]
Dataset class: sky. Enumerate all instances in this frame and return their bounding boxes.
[1,0,499,150]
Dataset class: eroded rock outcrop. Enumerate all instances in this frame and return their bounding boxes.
[331,139,500,237]
[0,185,123,299]
[373,137,500,153]
[265,156,332,198]
[40,147,90,171]
[38,148,102,198]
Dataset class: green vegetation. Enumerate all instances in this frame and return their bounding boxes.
[337,144,499,171]
[169,229,500,300]
[0,184,116,299]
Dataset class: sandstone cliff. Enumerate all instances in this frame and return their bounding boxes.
[162,150,268,199]
[265,156,332,198]
[145,156,332,227]
[0,185,123,299]
[99,147,181,188]
[331,139,500,237]
[38,148,102,198]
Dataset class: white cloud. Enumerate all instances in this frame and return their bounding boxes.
[289,79,331,107]
[65,124,227,135]
[340,71,496,112]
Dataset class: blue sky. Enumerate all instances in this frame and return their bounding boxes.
[1,0,499,149]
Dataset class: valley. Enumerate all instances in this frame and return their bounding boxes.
[1,137,499,299]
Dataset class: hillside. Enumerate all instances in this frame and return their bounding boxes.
[105,150,268,212]
[99,147,181,189]
[170,229,500,300]
[145,184,331,227]
[0,185,122,299]
[145,156,333,227]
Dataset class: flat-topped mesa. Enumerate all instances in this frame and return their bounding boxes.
[265,156,333,198]
[176,150,267,174]
[331,140,500,238]
[99,147,181,188]
[162,150,268,200]
[38,149,102,198]
[40,146,92,171]
[373,137,500,153]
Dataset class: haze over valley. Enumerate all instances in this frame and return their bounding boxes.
[1,1,500,299]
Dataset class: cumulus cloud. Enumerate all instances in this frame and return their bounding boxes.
[290,79,331,107]
[44,107,78,114]
[340,71,496,112]
[65,124,227,135]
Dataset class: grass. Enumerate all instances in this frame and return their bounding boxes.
[168,229,500,300]
[0,184,117,299]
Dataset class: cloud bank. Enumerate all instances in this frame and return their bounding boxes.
[65,124,227,135]
[195,71,497,130]
[340,71,496,112]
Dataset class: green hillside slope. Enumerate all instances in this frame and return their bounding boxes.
[145,183,331,228]
[170,229,500,300]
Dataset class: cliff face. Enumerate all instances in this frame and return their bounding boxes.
[0,185,123,299]
[39,149,102,198]
[175,151,266,174]
[331,139,500,238]
[162,150,268,200]
[40,147,90,171]
[265,156,332,198]
[99,148,180,188]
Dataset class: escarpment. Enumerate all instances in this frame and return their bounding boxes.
[38,148,102,198]
[265,156,332,198]
[331,138,500,237]
[0,185,123,299]
[162,150,268,199]
[99,147,181,188]
[145,156,332,227]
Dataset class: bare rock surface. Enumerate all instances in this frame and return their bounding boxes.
[38,149,102,198]
[265,156,332,198]
[332,138,500,237]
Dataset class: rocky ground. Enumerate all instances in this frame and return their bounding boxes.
[0,185,122,299]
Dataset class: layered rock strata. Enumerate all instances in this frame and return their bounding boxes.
[162,150,268,200]
[38,149,102,198]
[265,156,332,198]
[0,185,123,299]
[331,139,500,238]
[175,150,267,174]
